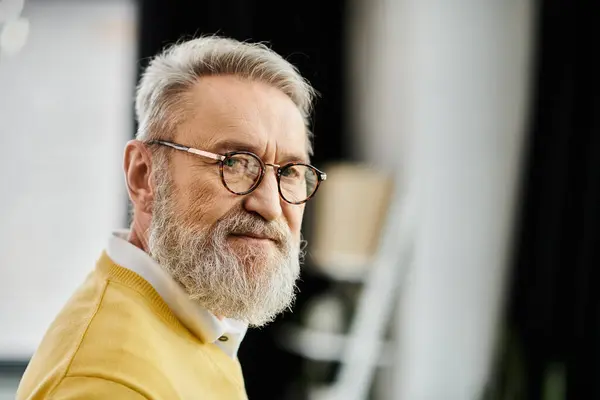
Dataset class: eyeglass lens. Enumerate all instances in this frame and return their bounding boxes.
[222,153,319,203]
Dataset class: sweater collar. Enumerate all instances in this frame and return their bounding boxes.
[105,230,247,358]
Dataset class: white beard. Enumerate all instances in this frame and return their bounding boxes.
[147,172,301,327]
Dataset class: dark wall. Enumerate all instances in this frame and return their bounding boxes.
[135,1,350,398]
[136,0,349,165]
[500,0,600,398]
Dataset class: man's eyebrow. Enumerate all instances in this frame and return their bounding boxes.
[207,139,310,164]
[209,139,259,154]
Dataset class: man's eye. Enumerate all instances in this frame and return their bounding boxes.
[281,166,300,178]
[224,158,239,167]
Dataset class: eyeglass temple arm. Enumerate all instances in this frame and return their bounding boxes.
[150,140,224,161]
[151,140,326,181]
[313,167,326,181]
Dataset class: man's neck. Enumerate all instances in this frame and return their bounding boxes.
[128,220,149,252]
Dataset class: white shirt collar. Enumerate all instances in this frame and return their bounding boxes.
[106,230,248,358]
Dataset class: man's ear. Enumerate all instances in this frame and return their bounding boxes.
[124,140,155,215]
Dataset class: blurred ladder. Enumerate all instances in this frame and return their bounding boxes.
[316,179,418,400]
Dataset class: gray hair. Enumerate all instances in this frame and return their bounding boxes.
[135,36,317,154]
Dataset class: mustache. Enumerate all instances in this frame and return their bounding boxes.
[213,208,290,245]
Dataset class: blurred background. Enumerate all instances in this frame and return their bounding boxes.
[0,0,598,399]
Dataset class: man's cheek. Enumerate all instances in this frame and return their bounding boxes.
[288,207,304,241]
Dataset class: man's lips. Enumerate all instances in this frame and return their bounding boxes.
[230,233,277,242]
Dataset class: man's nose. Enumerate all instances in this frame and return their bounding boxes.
[242,170,283,221]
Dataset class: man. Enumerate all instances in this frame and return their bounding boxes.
[17,36,326,399]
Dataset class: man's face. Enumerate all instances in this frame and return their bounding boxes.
[147,76,309,326]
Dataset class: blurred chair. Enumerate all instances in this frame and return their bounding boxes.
[278,162,416,400]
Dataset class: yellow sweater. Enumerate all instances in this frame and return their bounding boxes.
[16,252,248,399]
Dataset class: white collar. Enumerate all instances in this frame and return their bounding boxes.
[106,230,248,358]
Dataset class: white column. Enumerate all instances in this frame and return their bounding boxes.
[347,1,534,398]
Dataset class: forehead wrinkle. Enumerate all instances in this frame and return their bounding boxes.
[185,79,246,130]
[207,80,268,134]
[182,76,308,161]
[180,88,259,148]
[203,77,285,134]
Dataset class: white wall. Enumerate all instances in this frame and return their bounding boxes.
[347,0,534,398]
[0,0,136,359]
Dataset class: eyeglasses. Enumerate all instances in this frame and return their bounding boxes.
[147,140,327,205]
